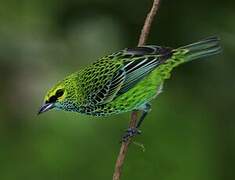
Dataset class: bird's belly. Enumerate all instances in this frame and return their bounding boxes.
[109,74,163,112]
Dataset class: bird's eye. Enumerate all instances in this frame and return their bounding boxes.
[55,89,64,97]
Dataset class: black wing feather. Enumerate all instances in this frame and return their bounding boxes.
[117,46,173,95]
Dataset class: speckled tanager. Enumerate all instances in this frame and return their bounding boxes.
[38,36,221,141]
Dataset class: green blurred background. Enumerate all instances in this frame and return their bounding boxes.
[0,0,234,179]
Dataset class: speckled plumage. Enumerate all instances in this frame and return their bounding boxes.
[41,37,221,116]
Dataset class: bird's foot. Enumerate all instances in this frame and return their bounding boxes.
[121,128,141,143]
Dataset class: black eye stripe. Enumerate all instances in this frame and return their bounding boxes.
[48,95,57,103]
[46,89,64,103]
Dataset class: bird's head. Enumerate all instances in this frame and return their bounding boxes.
[38,74,78,114]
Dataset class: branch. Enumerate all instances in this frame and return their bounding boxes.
[112,1,161,180]
[138,0,161,46]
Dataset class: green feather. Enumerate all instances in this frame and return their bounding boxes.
[41,36,221,116]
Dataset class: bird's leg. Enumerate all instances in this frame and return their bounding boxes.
[122,103,151,142]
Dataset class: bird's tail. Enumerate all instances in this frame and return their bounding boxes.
[177,36,222,62]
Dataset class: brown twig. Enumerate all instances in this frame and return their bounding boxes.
[138,0,161,46]
[112,0,161,180]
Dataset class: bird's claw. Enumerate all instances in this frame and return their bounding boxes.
[121,128,141,143]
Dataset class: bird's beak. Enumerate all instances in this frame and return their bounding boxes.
[38,103,55,115]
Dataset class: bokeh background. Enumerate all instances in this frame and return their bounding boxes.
[0,0,234,179]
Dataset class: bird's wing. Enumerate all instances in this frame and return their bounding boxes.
[93,68,126,104]
[78,55,125,105]
[80,46,172,105]
[117,45,173,95]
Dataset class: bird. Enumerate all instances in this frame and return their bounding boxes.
[38,36,221,141]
